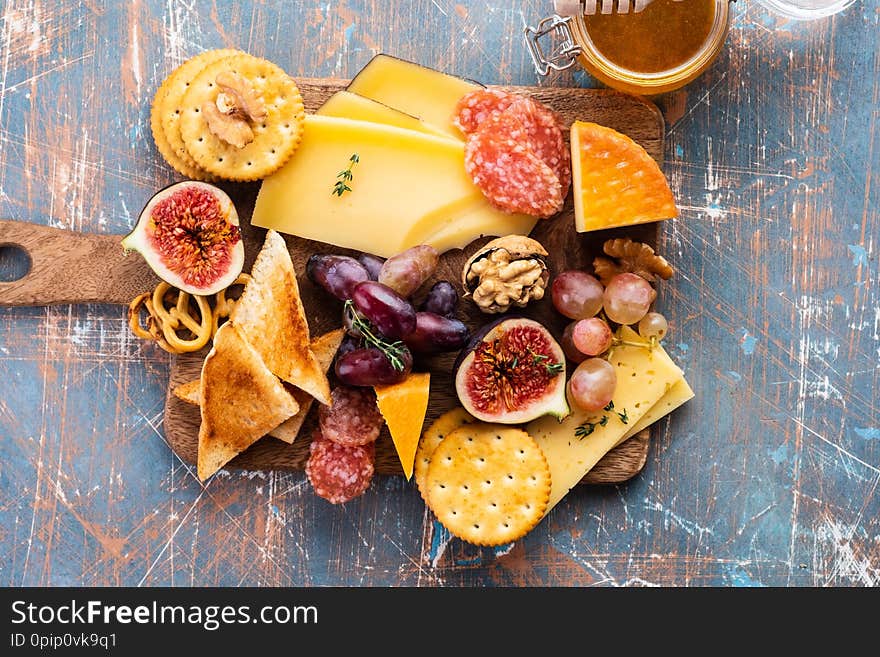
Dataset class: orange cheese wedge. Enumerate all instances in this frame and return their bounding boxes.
[570,120,678,232]
[374,373,431,480]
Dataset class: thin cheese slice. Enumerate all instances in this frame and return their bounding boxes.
[347,54,480,139]
[405,195,538,254]
[318,90,457,141]
[616,376,694,447]
[374,373,431,480]
[527,327,684,511]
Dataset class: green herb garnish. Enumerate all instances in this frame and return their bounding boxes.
[604,401,615,412]
[617,408,629,424]
[528,348,563,376]
[575,422,598,439]
[332,153,360,197]
[544,361,564,376]
[343,299,407,371]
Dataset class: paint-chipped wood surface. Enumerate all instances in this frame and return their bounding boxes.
[0,1,877,587]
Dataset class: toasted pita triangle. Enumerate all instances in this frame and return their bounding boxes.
[173,328,343,411]
[230,230,331,405]
[269,328,345,443]
[197,322,299,481]
[172,379,201,405]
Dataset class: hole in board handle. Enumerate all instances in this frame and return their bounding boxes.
[0,245,32,282]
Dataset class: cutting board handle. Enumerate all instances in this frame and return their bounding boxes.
[0,220,158,306]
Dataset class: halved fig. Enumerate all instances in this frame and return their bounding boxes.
[454,316,569,424]
[121,181,244,296]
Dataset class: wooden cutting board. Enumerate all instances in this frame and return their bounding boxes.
[0,79,665,485]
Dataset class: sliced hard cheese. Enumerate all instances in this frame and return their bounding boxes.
[616,375,694,448]
[374,373,431,480]
[252,115,528,256]
[318,90,457,141]
[347,54,480,139]
[527,327,684,511]
[404,194,538,253]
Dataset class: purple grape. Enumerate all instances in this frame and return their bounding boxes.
[352,281,417,339]
[335,346,413,386]
[404,312,470,354]
[306,254,370,300]
[378,245,439,297]
[419,280,458,317]
[337,334,362,359]
[357,253,385,280]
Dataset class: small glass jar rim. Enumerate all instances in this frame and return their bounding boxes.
[571,0,731,89]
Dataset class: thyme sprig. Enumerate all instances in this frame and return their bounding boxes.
[332,153,360,197]
[574,406,629,440]
[343,300,407,371]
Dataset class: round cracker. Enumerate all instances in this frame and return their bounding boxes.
[425,426,551,546]
[155,48,241,178]
[150,73,213,180]
[414,407,481,503]
[179,53,305,181]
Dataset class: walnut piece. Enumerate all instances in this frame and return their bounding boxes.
[215,71,268,122]
[593,237,674,286]
[202,100,254,148]
[462,235,549,314]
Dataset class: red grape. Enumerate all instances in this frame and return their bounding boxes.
[335,346,413,386]
[551,271,604,319]
[571,317,612,356]
[603,273,656,325]
[358,253,385,280]
[568,358,617,412]
[306,254,370,300]
[638,312,668,340]
[378,245,439,297]
[352,281,417,339]
[419,280,459,317]
[560,322,587,364]
[404,312,469,353]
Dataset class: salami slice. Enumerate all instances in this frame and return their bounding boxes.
[503,97,571,199]
[453,88,518,135]
[464,112,564,218]
[306,432,375,504]
[319,385,384,447]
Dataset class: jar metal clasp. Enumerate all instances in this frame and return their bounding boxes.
[523,13,582,77]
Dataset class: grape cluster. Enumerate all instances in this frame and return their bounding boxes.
[307,245,469,386]
[551,269,669,412]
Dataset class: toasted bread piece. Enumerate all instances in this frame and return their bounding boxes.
[173,330,344,446]
[197,322,300,481]
[269,328,345,443]
[172,379,201,405]
[230,230,331,405]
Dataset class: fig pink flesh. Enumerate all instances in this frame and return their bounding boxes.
[147,185,241,289]
[464,325,561,416]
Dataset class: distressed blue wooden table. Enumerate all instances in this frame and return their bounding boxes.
[1,1,877,587]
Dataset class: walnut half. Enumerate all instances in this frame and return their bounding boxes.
[462,235,550,314]
[203,71,267,148]
[593,237,673,286]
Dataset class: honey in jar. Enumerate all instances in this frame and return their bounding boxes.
[526,0,733,95]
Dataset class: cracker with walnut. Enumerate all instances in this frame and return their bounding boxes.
[179,53,305,181]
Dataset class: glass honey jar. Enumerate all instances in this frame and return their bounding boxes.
[525,0,735,95]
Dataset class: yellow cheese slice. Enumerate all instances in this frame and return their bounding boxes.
[404,195,538,254]
[374,373,431,480]
[318,90,457,141]
[527,327,685,512]
[252,115,479,257]
[347,54,480,139]
[252,115,536,256]
[616,375,694,447]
